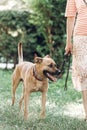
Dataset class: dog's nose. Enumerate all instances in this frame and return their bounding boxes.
[56,70,61,75]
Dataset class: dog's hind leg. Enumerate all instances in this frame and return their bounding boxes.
[40,91,47,119]
[12,74,20,106]
[19,86,25,110]
[24,90,30,120]
[19,95,24,110]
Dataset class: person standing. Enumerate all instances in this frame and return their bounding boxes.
[65,0,87,121]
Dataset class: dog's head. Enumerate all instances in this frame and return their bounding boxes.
[34,55,61,81]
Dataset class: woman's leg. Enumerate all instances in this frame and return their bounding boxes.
[82,90,87,120]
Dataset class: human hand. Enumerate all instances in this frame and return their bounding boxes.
[65,42,73,55]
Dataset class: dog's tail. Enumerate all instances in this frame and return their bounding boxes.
[18,42,23,63]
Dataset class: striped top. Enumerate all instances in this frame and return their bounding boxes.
[65,0,87,36]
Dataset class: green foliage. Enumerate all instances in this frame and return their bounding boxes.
[0,0,67,68]
[22,0,67,65]
[0,11,49,66]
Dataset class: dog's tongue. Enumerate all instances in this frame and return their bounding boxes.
[46,73,57,82]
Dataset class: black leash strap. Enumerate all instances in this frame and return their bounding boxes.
[64,53,71,90]
[61,53,71,90]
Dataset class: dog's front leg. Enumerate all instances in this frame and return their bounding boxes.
[24,90,30,120]
[40,91,47,119]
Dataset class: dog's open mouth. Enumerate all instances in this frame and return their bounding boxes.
[43,70,58,82]
[46,73,57,82]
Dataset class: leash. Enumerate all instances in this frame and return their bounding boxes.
[61,53,71,90]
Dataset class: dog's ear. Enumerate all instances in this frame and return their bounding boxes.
[34,57,43,63]
[34,53,38,59]
[44,55,50,58]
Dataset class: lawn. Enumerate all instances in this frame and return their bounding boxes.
[0,69,87,130]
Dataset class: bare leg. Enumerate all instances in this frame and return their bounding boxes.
[82,90,87,120]
[40,92,47,119]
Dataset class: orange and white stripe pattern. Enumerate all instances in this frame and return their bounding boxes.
[65,0,87,35]
[65,0,77,17]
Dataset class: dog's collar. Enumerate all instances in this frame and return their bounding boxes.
[33,66,44,81]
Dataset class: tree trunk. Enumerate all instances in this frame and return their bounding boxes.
[47,26,54,57]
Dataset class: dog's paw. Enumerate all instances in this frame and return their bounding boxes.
[39,111,45,119]
[24,110,29,120]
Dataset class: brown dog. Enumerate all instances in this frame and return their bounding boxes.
[12,43,60,119]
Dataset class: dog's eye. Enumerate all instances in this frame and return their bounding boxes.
[54,64,57,67]
[48,64,53,68]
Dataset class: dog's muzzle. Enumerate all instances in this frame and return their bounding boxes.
[55,70,61,75]
[43,69,61,82]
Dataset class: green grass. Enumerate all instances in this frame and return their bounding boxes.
[0,69,87,130]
